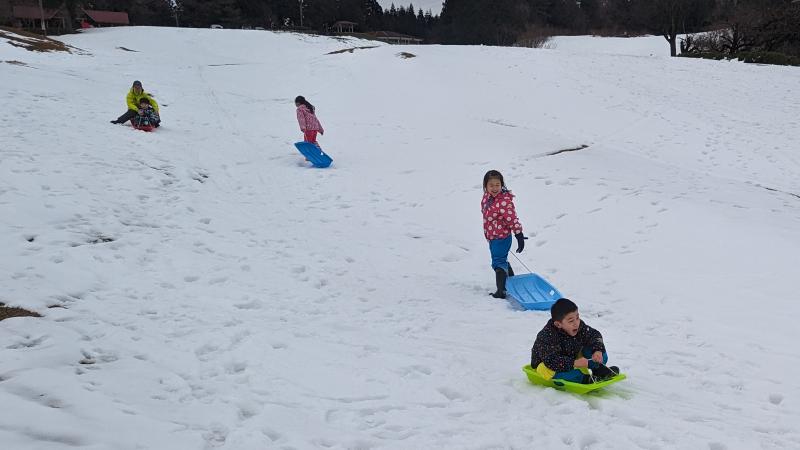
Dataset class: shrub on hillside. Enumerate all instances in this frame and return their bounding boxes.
[515,25,554,49]
[679,50,800,67]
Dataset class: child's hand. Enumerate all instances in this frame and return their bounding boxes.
[574,357,589,368]
[514,233,527,253]
[592,351,604,364]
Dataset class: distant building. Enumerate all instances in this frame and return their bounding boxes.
[80,9,129,27]
[332,21,357,33]
[10,5,69,33]
[369,31,423,45]
[0,0,11,25]
[0,1,128,33]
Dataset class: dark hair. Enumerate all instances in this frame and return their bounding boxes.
[551,298,578,322]
[139,98,151,105]
[483,170,505,191]
[295,95,315,113]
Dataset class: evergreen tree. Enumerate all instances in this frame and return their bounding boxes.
[363,0,384,30]
[175,0,243,28]
[440,0,529,45]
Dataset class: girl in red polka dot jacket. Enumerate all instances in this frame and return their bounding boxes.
[481,170,527,299]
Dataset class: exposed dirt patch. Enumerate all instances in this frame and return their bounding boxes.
[327,46,378,55]
[547,144,590,156]
[0,27,74,53]
[117,46,138,52]
[487,119,516,127]
[753,183,800,200]
[397,52,416,59]
[3,60,29,66]
[88,235,115,244]
[0,303,41,321]
[192,172,209,183]
[66,233,115,247]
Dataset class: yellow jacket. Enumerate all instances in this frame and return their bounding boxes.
[126,88,159,113]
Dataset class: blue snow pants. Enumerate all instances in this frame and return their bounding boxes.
[553,347,609,383]
[489,235,513,272]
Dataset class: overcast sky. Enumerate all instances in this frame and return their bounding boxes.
[377,0,443,15]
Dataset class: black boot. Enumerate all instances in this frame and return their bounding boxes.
[507,264,514,277]
[114,109,137,125]
[591,364,619,381]
[491,268,507,299]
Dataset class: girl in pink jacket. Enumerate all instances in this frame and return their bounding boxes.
[295,95,324,145]
[481,170,527,299]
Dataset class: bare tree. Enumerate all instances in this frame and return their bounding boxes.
[638,0,713,56]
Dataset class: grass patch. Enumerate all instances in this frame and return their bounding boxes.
[0,303,41,321]
[88,235,115,244]
[327,46,378,55]
[548,144,590,156]
[0,26,72,53]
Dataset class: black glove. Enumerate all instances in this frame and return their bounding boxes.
[515,233,527,253]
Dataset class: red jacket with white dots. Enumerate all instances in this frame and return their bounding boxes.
[481,189,523,240]
[296,105,324,134]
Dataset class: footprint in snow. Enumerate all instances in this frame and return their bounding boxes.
[437,386,467,401]
[208,276,228,285]
[768,393,783,405]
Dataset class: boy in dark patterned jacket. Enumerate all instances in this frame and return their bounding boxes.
[530,298,620,384]
[133,98,160,129]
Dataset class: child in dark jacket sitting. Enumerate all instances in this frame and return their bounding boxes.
[133,98,160,128]
[530,298,619,384]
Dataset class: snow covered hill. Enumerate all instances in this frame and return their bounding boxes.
[1,26,798,449]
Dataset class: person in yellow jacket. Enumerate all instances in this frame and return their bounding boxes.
[110,80,160,125]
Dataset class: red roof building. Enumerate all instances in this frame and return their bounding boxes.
[82,9,129,26]
[12,6,59,20]
[10,5,68,32]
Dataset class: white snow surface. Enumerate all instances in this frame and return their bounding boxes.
[550,35,678,57]
[1,26,799,450]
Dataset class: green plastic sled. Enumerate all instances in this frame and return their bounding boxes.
[522,365,627,394]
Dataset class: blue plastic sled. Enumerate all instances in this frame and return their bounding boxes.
[294,142,333,168]
[506,273,563,310]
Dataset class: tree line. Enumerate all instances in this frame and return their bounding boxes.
[64,1,799,59]
[73,1,440,37]
[438,0,799,57]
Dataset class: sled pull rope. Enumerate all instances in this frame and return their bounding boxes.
[511,252,534,274]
